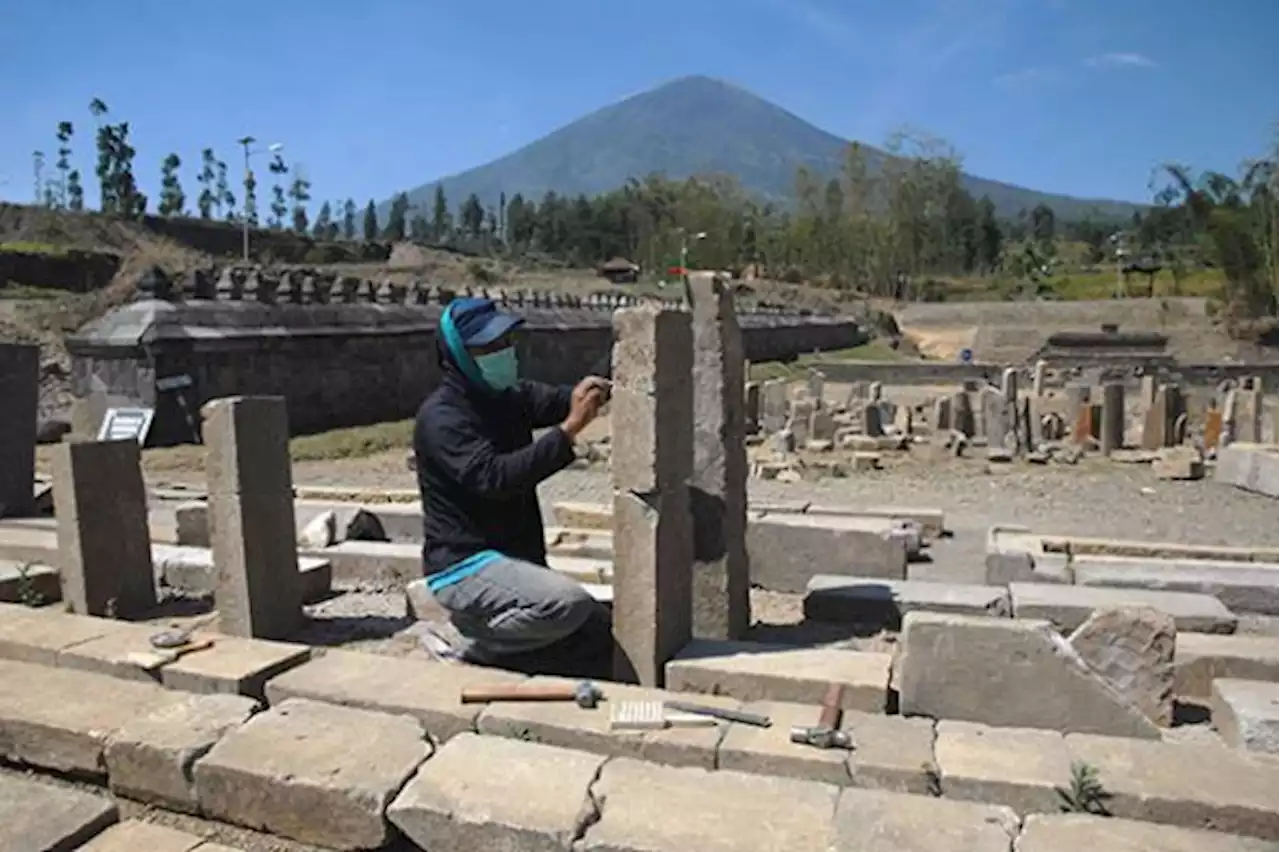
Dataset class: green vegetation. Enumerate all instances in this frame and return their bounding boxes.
[287,419,415,462]
[748,340,910,381]
[1057,761,1112,816]
[0,241,68,256]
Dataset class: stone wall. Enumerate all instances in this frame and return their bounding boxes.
[0,248,121,293]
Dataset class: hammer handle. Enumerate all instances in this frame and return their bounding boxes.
[818,683,844,729]
[460,684,578,704]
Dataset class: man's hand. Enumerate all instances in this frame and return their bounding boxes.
[561,376,611,438]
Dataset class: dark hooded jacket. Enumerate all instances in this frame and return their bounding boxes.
[413,337,576,577]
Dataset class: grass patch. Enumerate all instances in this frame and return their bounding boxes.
[0,283,65,300]
[749,339,910,381]
[287,419,416,462]
[944,268,1226,302]
[0,241,67,256]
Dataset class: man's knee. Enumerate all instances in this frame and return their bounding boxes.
[536,583,600,638]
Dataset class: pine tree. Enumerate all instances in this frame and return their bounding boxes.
[341,199,357,240]
[66,171,84,211]
[288,171,312,234]
[430,185,449,241]
[459,193,484,237]
[89,98,115,212]
[197,148,217,219]
[54,122,74,208]
[312,201,333,239]
[267,153,289,228]
[112,121,146,217]
[243,169,258,226]
[158,153,185,216]
[362,200,378,241]
[215,159,235,220]
[384,193,409,241]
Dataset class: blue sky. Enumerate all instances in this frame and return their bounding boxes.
[1,0,1275,211]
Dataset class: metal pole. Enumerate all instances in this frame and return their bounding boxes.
[241,141,251,262]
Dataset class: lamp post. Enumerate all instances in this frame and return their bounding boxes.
[236,137,283,262]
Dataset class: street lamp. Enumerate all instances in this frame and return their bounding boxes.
[236,137,284,262]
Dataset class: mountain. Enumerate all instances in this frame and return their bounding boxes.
[393,75,1144,222]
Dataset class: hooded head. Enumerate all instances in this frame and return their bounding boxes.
[439,297,525,393]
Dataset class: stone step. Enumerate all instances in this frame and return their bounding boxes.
[1211,679,1279,756]
[0,773,118,851]
[1017,814,1276,852]
[307,538,613,587]
[1009,582,1238,634]
[804,575,1011,628]
[1174,633,1279,698]
[1071,556,1279,616]
[78,819,247,851]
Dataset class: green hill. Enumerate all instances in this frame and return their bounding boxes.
[393,75,1145,222]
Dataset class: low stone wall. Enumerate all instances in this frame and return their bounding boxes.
[0,248,121,293]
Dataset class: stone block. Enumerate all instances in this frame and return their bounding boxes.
[830,787,1020,852]
[387,732,604,852]
[719,701,937,793]
[476,676,732,769]
[158,633,311,699]
[1175,633,1279,698]
[1065,732,1279,839]
[898,613,1160,739]
[303,539,422,585]
[51,439,156,617]
[935,721,1071,815]
[1010,582,1238,634]
[0,343,39,519]
[1215,442,1280,498]
[1153,452,1205,480]
[1071,557,1279,616]
[1018,813,1277,852]
[105,693,259,812]
[155,543,332,604]
[193,698,430,850]
[76,819,214,852]
[0,658,185,777]
[582,758,839,852]
[1211,678,1278,755]
[1068,606,1175,727]
[201,396,293,498]
[264,648,527,742]
[803,575,1010,628]
[0,772,118,852]
[804,504,946,538]
[0,601,120,664]
[746,517,907,593]
[0,559,60,605]
[666,639,890,710]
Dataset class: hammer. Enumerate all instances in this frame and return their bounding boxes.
[789,683,855,750]
[459,681,604,709]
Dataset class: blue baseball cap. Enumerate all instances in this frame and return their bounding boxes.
[447,297,524,347]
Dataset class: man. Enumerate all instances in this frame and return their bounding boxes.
[413,296,613,676]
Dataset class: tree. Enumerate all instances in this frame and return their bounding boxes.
[197,148,217,219]
[215,159,235,220]
[243,167,259,226]
[341,198,357,240]
[1030,203,1056,244]
[384,193,409,241]
[288,170,312,234]
[459,193,484,238]
[54,122,74,208]
[89,98,116,212]
[32,150,46,205]
[66,170,84,211]
[267,153,289,228]
[409,214,430,241]
[976,196,1002,271]
[362,200,378,241]
[312,201,333,239]
[430,185,449,241]
[158,153,185,216]
[111,121,146,217]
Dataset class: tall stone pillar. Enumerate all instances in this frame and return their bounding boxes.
[1001,367,1019,403]
[1100,383,1125,455]
[687,273,750,641]
[1031,360,1048,396]
[0,343,39,518]
[610,305,694,687]
[52,439,155,616]
[203,396,303,639]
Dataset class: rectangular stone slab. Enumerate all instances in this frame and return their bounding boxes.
[264,648,528,742]
[1211,678,1279,755]
[193,697,431,850]
[1018,813,1278,852]
[897,613,1160,739]
[1175,633,1279,698]
[804,575,1011,628]
[1065,732,1279,839]
[475,676,736,769]
[157,633,311,699]
[746,517,908,593]
[388,733,605,852]
[829,787,1020,852]
[0,772,118,851]
[1009,583,1238,634]
[0,601,122,664]
[666,639,891,711]
[0,658,187,777]
[1071,557,1280,616]
[303,540,422,585]
[582,758,840,852]
[935,721,1071,815]
[154,544,332,604]
[78,818,213,852]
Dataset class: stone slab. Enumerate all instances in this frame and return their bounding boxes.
[747,517,908,592]
[302,540,422,585]
[475,676,736,769]
[1018,813,1278,852]
[1010,582,1238,634]
[0,560,60,605]
[1065,732,1279,839]
[0,658,186,777]
[105,693,259,812]
[154,544,332,604]
[718,700,937,793]
[1215,443,1280,498]
[0,523,60,565]
[897,613,1160,739]
[804,504,946,538]
[264,648,527,742]
[1212,678,1279,755]
[77,819,209,852]
[1175,634,1279,698]
[935,721,1071,815]
[193,697,431,850]
[804,575,1010,628]
[666,639,891,711]
[1068,606,1175,727]
[0,601,120,665]
[1071,557,1280,616]
[388,732,604,852]
[581,758,840,852]
[829,787,1020,852]
[0,772,118,852]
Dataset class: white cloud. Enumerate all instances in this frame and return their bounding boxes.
[1085,52,1158,69]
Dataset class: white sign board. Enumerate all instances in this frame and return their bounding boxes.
[97,407,155,446]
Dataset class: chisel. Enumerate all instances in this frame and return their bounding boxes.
[661,700,773,728]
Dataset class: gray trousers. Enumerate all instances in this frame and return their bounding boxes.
[431,555,610,666]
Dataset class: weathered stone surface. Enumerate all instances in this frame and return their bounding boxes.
[719,701,936,793]
[830,787,1020,852]
[1175,633,1279,698]
[582,758,839,852]
[0,658,185,777]
[936,721,1071,815]
[52,439,156,617]
[476,676,733,769]
[105,693,258,812]
[77,819,209,852]
[667,639,890,711]
[1065,732,1279,839]
[1071,557,1279,616]
[155,543,332,604]
[746,518,907,593]
[388,732,603,852]
[1212,678,1279,755]
[0,343,39,520]
[0,559,60,605]
[804,575,1010,628]
[1215,442,1280,498]
[1010,582,1237,634]
[0,772,118,852]
[898,613,1160,739]
[0,601,119,664]
[1019,813,1277,852]
[193,698,430,850]
[1100,382,1125,455]
[264,648,526,742]
[158,634,311,700]
[1068,607,1176,727]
